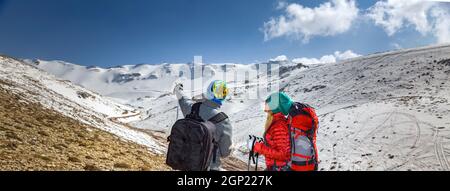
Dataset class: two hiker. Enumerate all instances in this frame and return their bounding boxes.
[166,80,318,171]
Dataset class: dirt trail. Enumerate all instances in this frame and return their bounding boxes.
[0,84,168,171]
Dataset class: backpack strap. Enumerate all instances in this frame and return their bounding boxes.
[208,112,228,124]
[186,102,203,121]
[208,112,228,163]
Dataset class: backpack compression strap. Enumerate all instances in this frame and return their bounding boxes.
[187,102,229,124]
[208,112,229,124]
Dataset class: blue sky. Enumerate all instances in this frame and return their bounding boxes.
[0,0,448,67]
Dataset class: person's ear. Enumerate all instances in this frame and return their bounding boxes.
[263,103,271,112]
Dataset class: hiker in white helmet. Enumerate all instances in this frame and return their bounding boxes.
[173,80,233,171]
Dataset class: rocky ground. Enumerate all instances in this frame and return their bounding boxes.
[0,83,168,171]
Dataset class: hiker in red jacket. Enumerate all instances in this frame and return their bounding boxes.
[248,92,319,171]
[248,103,291,171]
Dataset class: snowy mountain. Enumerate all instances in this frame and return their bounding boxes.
[26,43,450,171]
[25,59,294,116]
[24,59,263,102]
[233,44,450,171]
[0,55,164,155]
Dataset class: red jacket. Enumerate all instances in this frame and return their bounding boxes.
[253,113,291,169]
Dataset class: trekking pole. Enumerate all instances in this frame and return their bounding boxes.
[176,106,179,120]
[255,153,259,171]
[247,152,251,171]
[248,147,255,171]
[254,137,263,171]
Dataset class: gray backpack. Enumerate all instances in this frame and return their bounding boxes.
[166,102,228,171]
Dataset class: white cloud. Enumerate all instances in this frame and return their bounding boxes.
[334,50,361,60]
[292,56,336,65]
[269,55,289,62]
[391,43,403,50]
[276,1,288,10]
[263,0,359,43]
[431,6,450,44]
[367,0,450,44]
[367,0,434,35]
[292,50,361,65]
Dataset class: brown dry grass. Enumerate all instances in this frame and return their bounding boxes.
[0,84,168,171]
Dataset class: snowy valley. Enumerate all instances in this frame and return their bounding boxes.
[2,43,450,170]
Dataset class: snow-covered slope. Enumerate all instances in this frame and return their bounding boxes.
[25,59,276,105]
[26,59,291,128]
[277,44,450,171]
[0,55,164,154]
[230,44,450,170]
[29,43,450,171]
